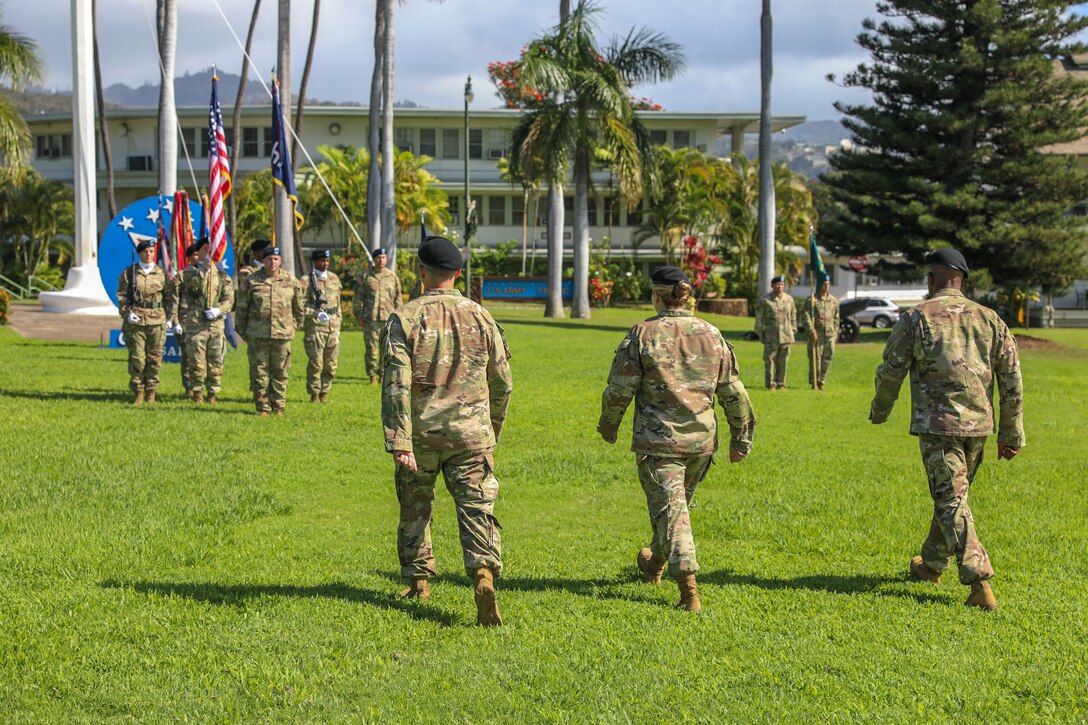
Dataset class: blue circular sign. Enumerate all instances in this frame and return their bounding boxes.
[98,195,235,308]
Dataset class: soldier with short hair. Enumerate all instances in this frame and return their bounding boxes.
[598,266,756,613]
[380,235,513,626]
[236,238,271,296]
[801,278,840,390]
[754,275,796,390]
[356,247,401,384]
[235,246,303,416]
[175,237,234,405]
[870,248,1024,611]
[117,239,168,405]
[302,248,343,403]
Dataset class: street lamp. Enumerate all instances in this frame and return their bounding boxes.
[463,75,475,297]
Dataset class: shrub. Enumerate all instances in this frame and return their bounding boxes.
[0,289,8,325]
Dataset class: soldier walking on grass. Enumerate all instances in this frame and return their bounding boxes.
[165,244,200,396]
[234,246,303,416]
[303,249,343,403]
[355,247,401,384]
[754,274,797,390]
[117,239,168,406]
[801,278,840,390]
[870,248,1024,611]
[173,238,234,405]
[598,266,756,613]
[380,235,513,627]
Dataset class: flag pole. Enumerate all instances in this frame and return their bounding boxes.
[809,225,819,390]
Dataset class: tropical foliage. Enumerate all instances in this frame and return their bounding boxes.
[0,169,74,289]
[0,8,44,169]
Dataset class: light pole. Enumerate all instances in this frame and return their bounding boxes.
[463,75,474,298]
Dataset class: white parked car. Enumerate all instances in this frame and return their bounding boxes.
[850,297,902,328]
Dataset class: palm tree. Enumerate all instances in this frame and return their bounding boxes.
[91,0,116,218]
[379,0,397,263]
[514,1,684,318]
[366,0,385,252]
[497,156,542,276]
[156,0,177,196]
[308,144,369,251]
[0,11,42,171]
[392,149,449,237]
[757,0,775,295]
[229,0,262,249]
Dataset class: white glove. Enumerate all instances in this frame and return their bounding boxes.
[174,322,184,335]
[317,310,331,323]
[204,307,221,320]
[127,312,141,324]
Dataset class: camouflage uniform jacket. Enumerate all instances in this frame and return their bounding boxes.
[236,259,263,296]
[174,263,235,330]
[801,293,840,337]
[754,293,797,344]
[235,268,304,340]
[117,264,168,325]
[302,270,343,329]
[380,289,513,454]
[871,288,1025,447]
[598,309,756,456]
[355,268,401,322]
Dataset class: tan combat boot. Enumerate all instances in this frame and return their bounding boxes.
[193,390,204,406]
[964,581,998,611]
[258,410,269,417]
[133,390,144,406]
[637,547,666,584]
[473,567,503,627]
[207,393,218,406]
[145,390,157,404]
[274,407,285,417]
[398,578,430,600]
[319,392,328,403]
[370,375,378,385]
[910,555,942,585]
[310,393,319,403]
[676,573,702,613]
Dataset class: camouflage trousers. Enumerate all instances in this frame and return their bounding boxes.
[806,333,835,387]
[365,320,386,378]
[637,453,713,578]
[762,340,791,389]
[186,326,226,394]
[395,447,502,580]
[248,338,292,412]
[304,321,340,395]
[918,434,993,584]
[123,322,165,393]
[176,331,192,391]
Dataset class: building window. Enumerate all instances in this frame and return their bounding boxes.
[395,127,413,153]
[469,129,483,159]
[649,129,667,146]
[35,133,72,159]
[419,129,436,157]
[486,129,506,160]
[242,127,259,157]
[488,196,507,226]
[180,127,197,156]
[442,128,460,160]
[263,126,274,157]
[587,198,598,226]
[448,196,460,224]
[626,200,645,226]
[603,196,615,228]
[511,195,525,226]
[672,130,691,149]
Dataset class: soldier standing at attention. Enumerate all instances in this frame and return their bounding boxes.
[754,274,796,390]
[235,246,303,416]
[303,249,343,403]
[380,235,513,627]
[165,243,200,396]
[801,278,840,390]
[176,237,234,405]
[236,238,271,295]
[598,266,756,613]
[870,248,1024,611]
[355,247,401,384]
[117,239,168,405]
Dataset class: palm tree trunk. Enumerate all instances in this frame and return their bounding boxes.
[292,0,320,173]
[91,0,116,219]
[571,144,590,318]
[156,0,177,196]
[366,0,384,254]
[380,0,396,267]
[545,184,565,318]
[275,0,297,274]
[756,0,775,296]
[529,189,540,275]
[520,185,529,276]
[229,0,262,260]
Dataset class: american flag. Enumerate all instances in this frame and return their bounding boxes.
[207,73,231,262]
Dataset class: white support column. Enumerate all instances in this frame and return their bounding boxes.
[40,0,117,315]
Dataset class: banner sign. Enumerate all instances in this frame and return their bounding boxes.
[108,328,184,363]
[482,277,573,300]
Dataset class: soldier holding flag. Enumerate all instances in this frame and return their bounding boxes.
[303,249,343,403]
[175,237,235,405]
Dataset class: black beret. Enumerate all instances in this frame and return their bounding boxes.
[311,249,331,262]
[771,275,786,284]
[251,238,271,253]
[418,236,463,271]
[265,246,282,257]
[192,237,209,252]
[925,248,970,278]
[184,242,201,257]
[373,247,388,257]
[135,239,155,252]
[650,265,689,285]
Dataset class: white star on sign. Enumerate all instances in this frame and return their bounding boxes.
[146,208,161,223]
[119,216,134,231]
[164,198,174,214]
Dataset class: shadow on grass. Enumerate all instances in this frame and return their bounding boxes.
[699,568,948,605]
[497,318,635,335]
[100,579,458,627]
[0,387,132,404]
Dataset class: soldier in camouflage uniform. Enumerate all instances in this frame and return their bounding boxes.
[174,238,235,405]
[754,275,796,390]
[237,239,271,397]
[355,247,401,384]
[380,235,512,627]
[117,240,168,405]
[165,244,200,396]
[871,248,1024,612]
[598,266,756,614]
[235,246,304,416]
[302,249,343,403]
[800,279,840,389]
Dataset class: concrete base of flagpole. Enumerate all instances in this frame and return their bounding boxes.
[39,265,118,315]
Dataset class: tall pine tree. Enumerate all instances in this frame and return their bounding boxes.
[823,0,1088,291]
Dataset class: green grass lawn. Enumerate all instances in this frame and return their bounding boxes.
[1,307,1086,722]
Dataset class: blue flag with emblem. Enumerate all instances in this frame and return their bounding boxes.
[271,77,304,230]
[809,226,828,288]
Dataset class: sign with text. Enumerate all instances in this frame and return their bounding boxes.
[481,277,573,300]
[848,255,869,273]
[108,328,189,364]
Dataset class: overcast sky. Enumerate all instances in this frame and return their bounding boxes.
[10,0,879,120]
